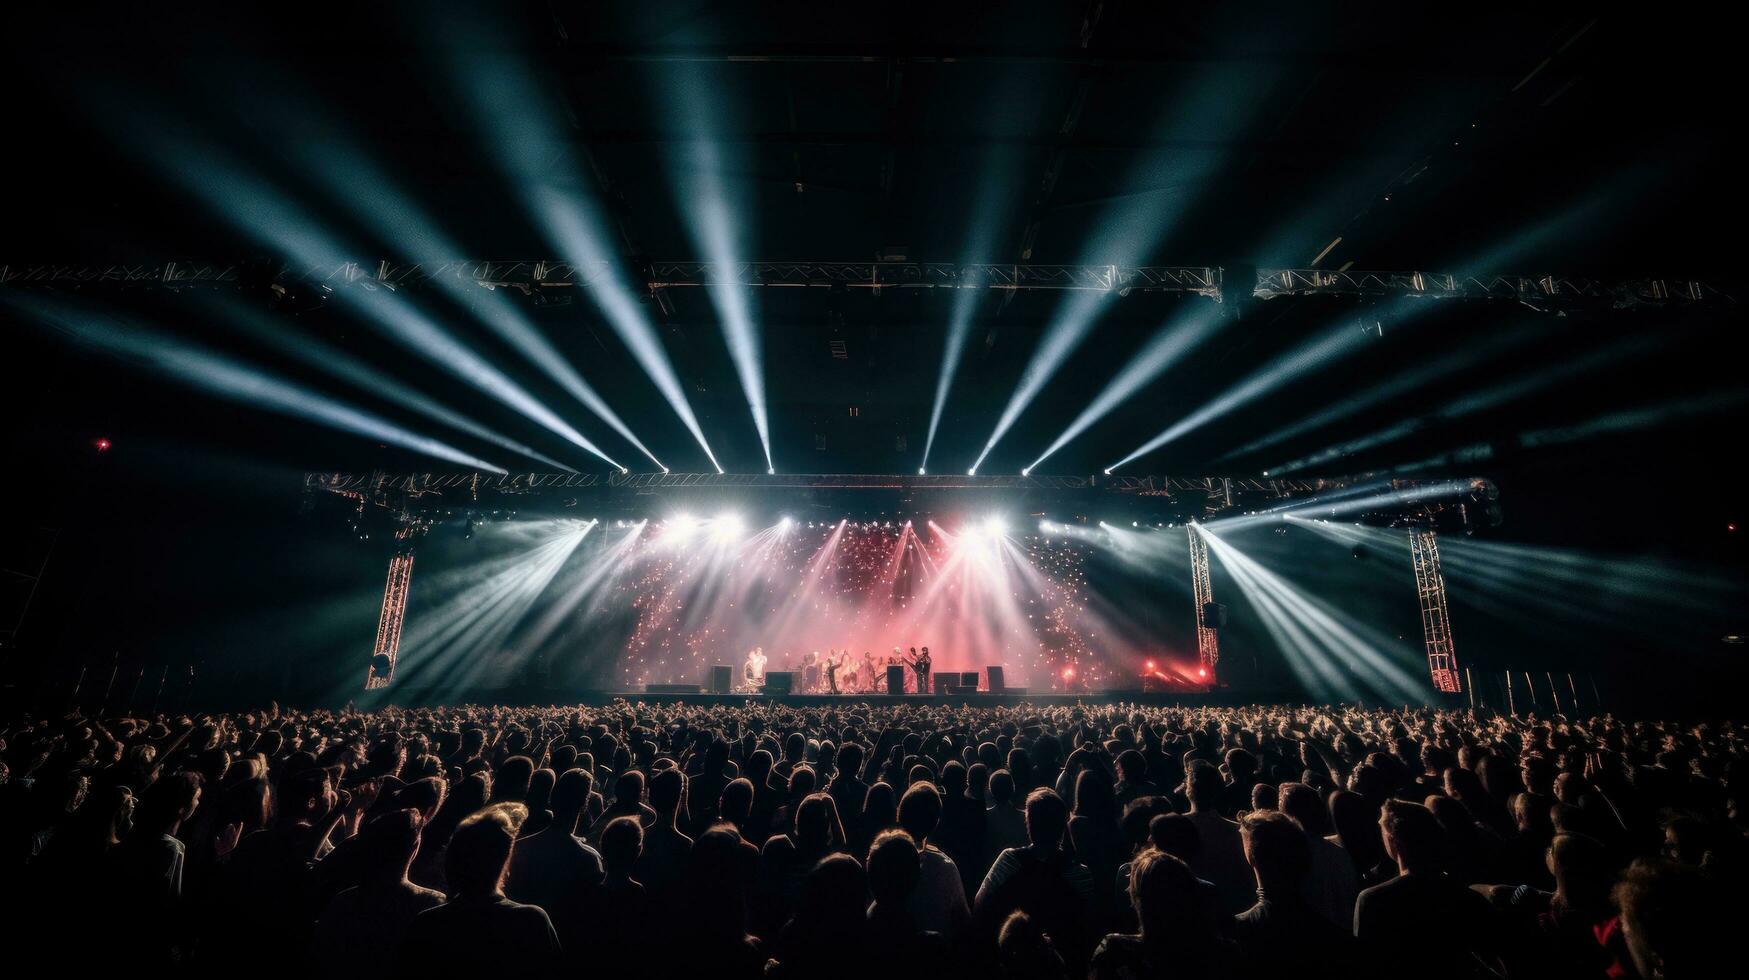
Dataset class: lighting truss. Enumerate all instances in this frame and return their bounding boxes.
[1188,525,1219,678]
[0,260,1224,298]
[303,471,1349,496]
[1408,528,1462,694]
[365,547,415,690]
[1254,268,1731,309]
[5,261,1729,310]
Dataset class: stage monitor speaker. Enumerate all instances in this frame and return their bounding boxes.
[886,665,906,695]
[645,683,701,694]
[933,674,954,694]
[708,665,732,694]
[1203,602,1229,629]
[986,665,1006,692]
[961,671,980,690]
[762,672,793,695]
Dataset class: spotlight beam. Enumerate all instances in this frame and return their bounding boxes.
[972,67,1281,475]
[120,116,627,470]
[1265,333,1665,476]
[448,35,722,472]
[921,271,982,477]
[217,297,575,471]
[267,95,665,470]
[1219,326,1540,465]
[1109,318,1372,472]
[973,290,1110,474]
[13,297,507,473]
[1027,305,1222,472]
[664,65,772,473]
[921,136,1021,476]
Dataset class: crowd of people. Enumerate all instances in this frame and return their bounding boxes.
[0,698,1741,978]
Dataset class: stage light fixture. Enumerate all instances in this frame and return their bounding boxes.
[94,437,112,452]
[985,517,1008,537]
[712,514,745,540]
[918,467,926,475]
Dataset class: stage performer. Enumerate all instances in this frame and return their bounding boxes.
[744,647,767,690]
[861,651,877,691]
[905,646,931,693]
[803,650,820,693]
[826,650,841,694]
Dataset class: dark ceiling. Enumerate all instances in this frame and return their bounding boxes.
[1,2,1741,504]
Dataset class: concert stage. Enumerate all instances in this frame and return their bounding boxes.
[353,686,1315,710]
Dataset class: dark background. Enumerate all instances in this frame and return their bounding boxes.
[2,2,1743,711]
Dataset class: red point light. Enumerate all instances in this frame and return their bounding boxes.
[1730,523,1739,532]
[1197,667,1208,678]
[1061,666,1076,680]
[94,438,112,452]
[1144,660,1156,672]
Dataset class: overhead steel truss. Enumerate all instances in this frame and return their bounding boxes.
[1408,529,1463,694]
[303,470,1343,498]
[3,260,1726,309]
[1254,268,1729,309]
[365,547,415,691]
[1187,525,1220,679]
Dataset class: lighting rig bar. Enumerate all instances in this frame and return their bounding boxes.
[303,471,1345,497]
[1254,268,1731,309]
[0,260,1221,298]
[7,260,1726,309]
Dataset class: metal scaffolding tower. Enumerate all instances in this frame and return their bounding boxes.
[1188,526,1219,679]
[365,549,415,690]
[1409,529,1462,693]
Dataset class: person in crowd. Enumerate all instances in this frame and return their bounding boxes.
[4,699,1745,979]
[503,767,604,947]
[1089,848,1241,980]
[1184,758,1254,914]
[1280,780,1360,927]
[1232,810,1363,974]
[1354,799,1499,978]
[896,780,970,936]
[767,853,869,979]
[400,802,561,978]
[312,810,445,978]
[984,768,1029,864]
[635,766,693,905]
[975,787,1096,971]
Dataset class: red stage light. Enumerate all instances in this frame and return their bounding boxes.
[94,438,112,452]
[1197,667,1208,678]
[1061,666,1076,680]
[1144,660,1156,672]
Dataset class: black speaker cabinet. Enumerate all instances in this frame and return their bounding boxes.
[1203,602,1228,628]
[708,664,732,694]
[986,665,1006,692]
[886,665,906,695]
[961,671,980,690]
[762,671,793,695]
